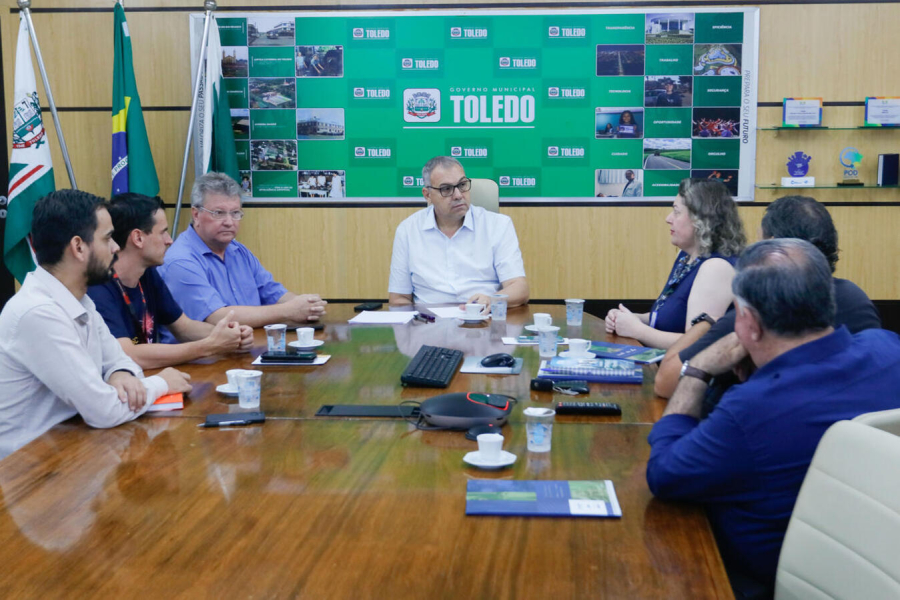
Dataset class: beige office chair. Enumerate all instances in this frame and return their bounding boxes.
[774,420,900,600]
[852,407,900,436]
[468,178,500,213]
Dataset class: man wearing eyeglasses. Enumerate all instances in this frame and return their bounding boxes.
[388,156,529,311]
[161,172,327,328]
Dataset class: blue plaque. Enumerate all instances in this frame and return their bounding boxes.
[786,151,811,177]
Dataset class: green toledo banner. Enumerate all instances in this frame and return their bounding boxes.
[201,9,758,202]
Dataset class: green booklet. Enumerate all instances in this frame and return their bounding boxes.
[589,341,665,364]
[512,334,565,344]
[466,480,621,517]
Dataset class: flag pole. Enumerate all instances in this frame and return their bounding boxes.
[17,0,77,189]
[173,0,215,239]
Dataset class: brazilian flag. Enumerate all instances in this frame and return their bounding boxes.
[111,3,158,197]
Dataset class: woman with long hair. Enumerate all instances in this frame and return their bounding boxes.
[606,178,746,349]
[615,110,642,138]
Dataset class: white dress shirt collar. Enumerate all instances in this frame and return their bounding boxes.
[30,266,89,322]
[420,205,475,235]
[388,205,526,304]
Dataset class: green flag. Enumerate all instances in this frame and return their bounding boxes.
[198,16,240,180]
[111,3,158,196]
[4,15,55,283]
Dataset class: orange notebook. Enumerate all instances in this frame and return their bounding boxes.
[148,392,184,412]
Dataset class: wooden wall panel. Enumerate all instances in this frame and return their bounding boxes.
[32,110,194,202]
[1,13,190,113]
[173,204,768,302]
[234,206,412,298]
[3,1,899,301]
[758,4,900,102]
[828,206,900,300]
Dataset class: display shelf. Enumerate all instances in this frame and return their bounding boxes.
[758,126,900,130]
[756,184,898,189]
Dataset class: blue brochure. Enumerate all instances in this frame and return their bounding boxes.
[466,480,621,517]
[589,341,665,364]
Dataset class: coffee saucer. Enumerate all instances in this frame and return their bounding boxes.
[288,340,324,350]
[459,314,490,324]
[463,450,517,470]
[216,384,239,397]
[559,351,596,359]
[524,324,552,332]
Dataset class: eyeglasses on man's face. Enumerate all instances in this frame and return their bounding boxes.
[198,206,245,221]
[426,178,472,197]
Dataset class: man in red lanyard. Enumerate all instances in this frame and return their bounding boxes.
[88,194,253,370]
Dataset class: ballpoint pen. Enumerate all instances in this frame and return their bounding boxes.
[197,419,257,428]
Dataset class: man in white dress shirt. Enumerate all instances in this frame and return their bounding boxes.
[388,156,529,310]
[0,189,192,459]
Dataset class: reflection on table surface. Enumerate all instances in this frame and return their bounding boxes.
[162,304,667,423]
[0,417,729,598]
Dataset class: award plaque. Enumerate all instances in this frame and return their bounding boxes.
[781,151,814,187]
[865,97,900,127]
[782,98,823,128]
[838,147,864,186]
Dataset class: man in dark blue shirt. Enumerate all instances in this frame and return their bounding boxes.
[647,238,900,591]
[654,195,882,400]
[88,194,253,370]
[659,82,683,106]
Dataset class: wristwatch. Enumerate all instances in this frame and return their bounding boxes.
[679,360,713,384]
[690,312,717,328]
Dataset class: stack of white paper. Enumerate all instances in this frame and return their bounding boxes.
[348,311,417,325]
[427,306,469,319]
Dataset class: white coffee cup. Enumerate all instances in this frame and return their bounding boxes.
[568,338,592,355]
[533,313,552,328]
[476,433,504,461]
[465,303,485,318]
[296,327,315,346]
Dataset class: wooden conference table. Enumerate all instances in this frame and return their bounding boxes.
[0,304,731,599]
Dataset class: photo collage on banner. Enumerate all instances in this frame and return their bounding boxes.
[594,12,745,198]
[209,10,756,201]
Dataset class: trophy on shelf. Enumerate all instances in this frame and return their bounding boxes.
[782,151,814,187]
[838,147,864,186]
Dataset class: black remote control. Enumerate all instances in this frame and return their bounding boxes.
[555,402,622,416]
[354,301,384,312]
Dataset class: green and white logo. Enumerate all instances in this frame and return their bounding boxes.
[404,89,441,122]
[11,91,46,149]
[499,175,537,187]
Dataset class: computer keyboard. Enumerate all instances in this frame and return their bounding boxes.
[401,345,464,388]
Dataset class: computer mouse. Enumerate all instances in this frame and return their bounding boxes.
[465,423,501,441]
[481,353,516,368]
